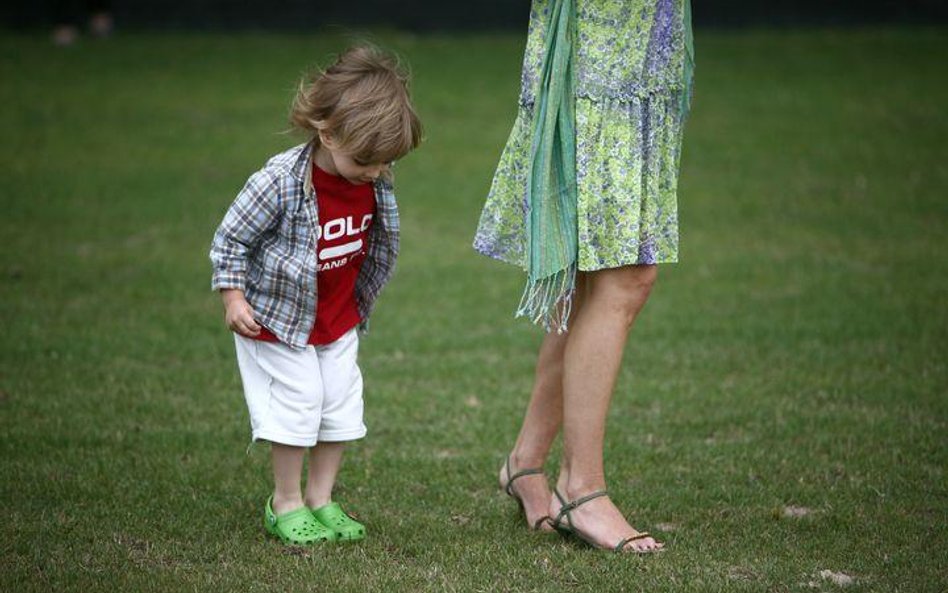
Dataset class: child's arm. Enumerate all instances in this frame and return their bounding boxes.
[210,169,283,335]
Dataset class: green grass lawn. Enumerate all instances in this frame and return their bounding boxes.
[1,27,945,592]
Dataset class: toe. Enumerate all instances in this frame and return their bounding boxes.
[625,536,662,553]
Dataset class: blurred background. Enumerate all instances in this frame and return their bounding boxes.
[4,0,948,32]
[1,1,945,592]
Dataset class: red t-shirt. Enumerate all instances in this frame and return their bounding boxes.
[255,165,376,345]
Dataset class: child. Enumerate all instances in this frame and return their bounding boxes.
[210,45,422,545]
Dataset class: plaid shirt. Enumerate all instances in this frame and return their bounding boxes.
[210,142,399,350]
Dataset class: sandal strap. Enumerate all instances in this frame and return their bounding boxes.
[551,488,569,528]
[552,489,609,530]
[614,532,652,552]
[533,515,553,530]
[561,489,609,513]
[504,455,545,496]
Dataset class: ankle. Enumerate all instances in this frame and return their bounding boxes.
[271,491,304,515]
[304,495,332,509]
[510,449,546,472]
[564,475,607,500]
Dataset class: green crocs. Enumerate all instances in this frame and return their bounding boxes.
[265,496,336,545]
[310,502,366,542]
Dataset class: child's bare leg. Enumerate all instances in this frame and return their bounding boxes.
[500,275,586,529]
[551,265,663,552]
[271,442,306,514]
[304,441,345,508]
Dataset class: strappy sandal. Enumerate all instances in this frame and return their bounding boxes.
[552,489,663,554]
[264,496,336,545]
[502,455,553,531]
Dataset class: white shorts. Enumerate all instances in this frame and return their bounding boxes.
[234,328,366,447]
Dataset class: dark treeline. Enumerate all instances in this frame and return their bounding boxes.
[5,0,948,31]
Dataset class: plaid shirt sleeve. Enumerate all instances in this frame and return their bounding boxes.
[355,178,400,324]
[210,168,283,291]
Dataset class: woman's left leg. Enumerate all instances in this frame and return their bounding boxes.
[551,264,663,552]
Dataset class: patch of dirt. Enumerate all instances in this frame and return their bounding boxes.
[816,569,856,587]
[783,505,814,518]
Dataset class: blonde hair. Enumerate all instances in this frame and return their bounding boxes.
[290,45,423,164]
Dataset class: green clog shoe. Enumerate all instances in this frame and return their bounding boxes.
[310,502,366,542]
[265,496,336,545]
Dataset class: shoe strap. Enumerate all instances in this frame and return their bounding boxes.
[504,455,545,496]
[552,489,609,530]
[614,532,652,552]
[533,516,554,530]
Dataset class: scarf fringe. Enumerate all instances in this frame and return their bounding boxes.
[516,264,576,334]
[518,0,578,334]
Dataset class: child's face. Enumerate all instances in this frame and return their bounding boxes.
[316,132,391,185]
[329,151,391,185]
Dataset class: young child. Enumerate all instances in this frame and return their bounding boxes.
[210,45,422,545]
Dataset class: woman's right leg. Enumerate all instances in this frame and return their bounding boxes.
[500,276,586,529]
[499,330,566,528]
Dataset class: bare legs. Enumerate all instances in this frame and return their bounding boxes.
[269,441,346,515]
[305,442,345,508]
[502,265,663,551]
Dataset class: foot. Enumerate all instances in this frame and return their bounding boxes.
[265,496,335,545]
[311,502,366,542]
[550,489,663,553]
[499,455,554,532]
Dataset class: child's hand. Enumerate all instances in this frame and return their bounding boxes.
[221,289,262,337]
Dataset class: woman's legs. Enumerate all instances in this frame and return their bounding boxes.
[550,264,662,552]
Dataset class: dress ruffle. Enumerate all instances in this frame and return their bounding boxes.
[474,0,692,272]
[474,87,688,270]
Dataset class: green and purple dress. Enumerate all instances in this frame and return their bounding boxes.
[473,0,694,330]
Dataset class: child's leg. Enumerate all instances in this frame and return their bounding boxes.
[271,443,307,514]
[306,439,365,541]
[234,336,324,515]
[304,441,345,508]
[307,328,366,506]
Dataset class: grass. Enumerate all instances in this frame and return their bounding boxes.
[0,27,946,592]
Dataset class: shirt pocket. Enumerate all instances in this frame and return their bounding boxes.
[270,212,315,289]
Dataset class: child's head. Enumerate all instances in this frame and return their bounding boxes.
[291,45,423,181]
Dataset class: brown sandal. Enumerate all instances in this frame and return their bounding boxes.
[502,456,553,530]
[552,489,663,554]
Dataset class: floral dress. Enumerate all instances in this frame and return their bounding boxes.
[474,0,694,270]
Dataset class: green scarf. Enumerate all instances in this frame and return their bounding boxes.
[517,0,578,333]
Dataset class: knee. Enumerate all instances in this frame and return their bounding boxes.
[597,266,657,327]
